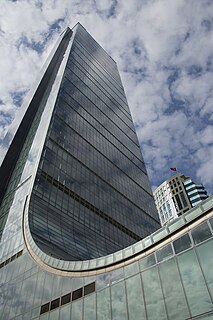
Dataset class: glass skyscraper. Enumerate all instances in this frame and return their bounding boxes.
[0,23,213,320]
[0,23,159,262]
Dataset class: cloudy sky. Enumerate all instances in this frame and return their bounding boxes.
[0,0,212,194]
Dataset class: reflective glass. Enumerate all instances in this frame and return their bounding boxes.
[40,314,49,320]
[26,23,160,263]
[177,249,212,316]
[31,306,40,318]
[158,258,190,319]
[139,253,156,271]
[83,294,96,320]
[97,287,111,320]
[111,281,128,320]
[49,308,59,320]
[71,300,82,320]
[142,266,167,320]
[196,239,213,297]
[191,222,212,245]
[59,304,71,320]
[173,233,192,254]
[126,274,146,320]
[156,244,173,263]
[124,261,139,278]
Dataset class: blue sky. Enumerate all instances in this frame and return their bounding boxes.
[0,0,212,194]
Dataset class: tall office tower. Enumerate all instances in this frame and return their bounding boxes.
[0,23,159,262]
[1,24,213,320]
[154,172,208,226]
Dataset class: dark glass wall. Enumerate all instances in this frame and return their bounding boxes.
[29,24,159,261]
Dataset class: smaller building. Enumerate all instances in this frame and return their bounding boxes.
[154,173,208,226]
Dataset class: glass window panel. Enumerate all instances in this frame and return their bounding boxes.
[139,253,156,271]
[111,281,128,320]
[49,308,59,320]
[59,304,71,320]
[177,249,212,316]
[71,300,82,320]
[126,274,146,320]
[110,268,124,285]
[96,274,111,291]
[191,222,212,245]
[31,306,40,318]
[196,239,213,298]
[156,244,173,263]
[34,271,45,306]
[61,293,71,306]
[40,303,50,315]
[158,258,190,319]
[40,314,49,320]
[42,273,54,302]
[142,266,167,320]
[124,261,139,278]
[84,282,95,296]
[50,298,60,310]
[173,233,192,254]
[72,288,83,301]
[84,294,96,320]
[97,287,111,320]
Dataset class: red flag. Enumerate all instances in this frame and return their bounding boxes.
[170,168,177,171]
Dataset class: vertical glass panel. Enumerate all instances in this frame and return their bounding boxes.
[111,281,127,320]
[31,306,40,318]
[60,276,73,296]
[71,300,82,320]
[156,244,173,263]
[177,249,212,316]
[173,233,192,254]
[142,266,167,320]
[139,253,156,271]
[42,272,54,303]
[97,287,111,320]
[49,308,59,320]
[124,261,139,278]
[33,271,45,306]
[196,239,213,298]
[126,274,146,320]
[59,304,71,320]
[110,268,124,285]
[158,258,190,319]
[191,222,212,245]
[96,273,111,291]
[84,294,96,320]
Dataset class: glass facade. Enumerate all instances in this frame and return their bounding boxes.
[23,23,159,261]
[0,23,212,320]
[0,197,213,319]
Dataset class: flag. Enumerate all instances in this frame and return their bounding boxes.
[170,167,177,171]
